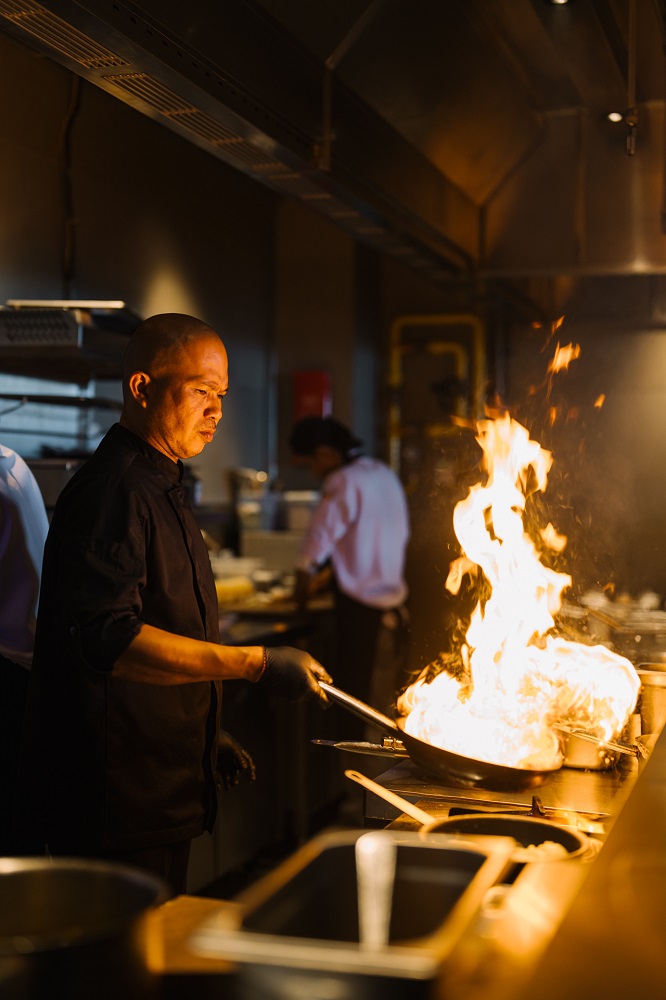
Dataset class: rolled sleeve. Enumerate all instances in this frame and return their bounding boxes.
[56,490,148,674]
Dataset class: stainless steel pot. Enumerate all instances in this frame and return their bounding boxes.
[553,724,644,770]
[560,729,620,770]
[0,857,167,1000]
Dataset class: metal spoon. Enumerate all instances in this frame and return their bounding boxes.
[355,831,397,950]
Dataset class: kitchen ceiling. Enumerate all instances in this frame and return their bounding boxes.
[256,0,662,203]
[1,0,666,312]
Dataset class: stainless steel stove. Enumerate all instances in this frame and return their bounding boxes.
[361,757,635,830]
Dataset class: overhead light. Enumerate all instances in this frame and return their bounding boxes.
[549,0,570,5]
[607,111,624,123]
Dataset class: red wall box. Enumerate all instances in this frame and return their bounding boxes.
[292,370,332,422]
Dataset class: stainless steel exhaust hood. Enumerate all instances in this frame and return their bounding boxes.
[3,1,664,304]
[0,300,141,383]
[0,0,478,285]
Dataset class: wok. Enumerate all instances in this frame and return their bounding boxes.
[319,681,562,792]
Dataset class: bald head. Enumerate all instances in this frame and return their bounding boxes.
[120,313,229,462]
[122,313,218,393]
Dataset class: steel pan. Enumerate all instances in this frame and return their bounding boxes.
[319,681,561,791]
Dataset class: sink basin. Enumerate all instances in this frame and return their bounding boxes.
[190,829,515,999]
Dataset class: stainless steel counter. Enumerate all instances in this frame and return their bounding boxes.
[362,755,636,825]
[156,736,662,999]
[419,732,664,1000]
[510,723,666,1000]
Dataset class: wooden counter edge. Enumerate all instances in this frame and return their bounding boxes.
[146,894,240,975]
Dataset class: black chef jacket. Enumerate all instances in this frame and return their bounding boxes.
[23,423,222,852]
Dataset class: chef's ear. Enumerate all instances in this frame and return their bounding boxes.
[127,370,152,407]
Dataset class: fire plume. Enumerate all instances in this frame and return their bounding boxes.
[398,411,640,771]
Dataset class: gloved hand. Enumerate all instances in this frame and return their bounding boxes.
[216,729,257,791]
[258,646,332,706]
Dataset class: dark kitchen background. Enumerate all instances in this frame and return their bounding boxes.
[2,0,666,891]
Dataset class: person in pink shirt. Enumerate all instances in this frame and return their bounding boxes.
[289,417,410,736]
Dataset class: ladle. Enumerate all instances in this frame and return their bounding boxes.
[346,769,434,826]
[355,831,396,950]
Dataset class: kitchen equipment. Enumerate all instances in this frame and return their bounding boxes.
[344,769,589,864]
[561,732,618,770]
[636,669,666,735]
[312,736,411,758]
[355,832,396,950]
[319,681,562,791]
[189,828,515,1000]
[554,724,644,770]
[0,857,167,1000]
[447,795,607,836]
[0,300,140,383]
[347,769,436,826]
[346,763,606,835]
[281,490,319,530]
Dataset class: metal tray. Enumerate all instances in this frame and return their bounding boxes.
[189,829,515,999]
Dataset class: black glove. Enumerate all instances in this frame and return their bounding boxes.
[216,729,256,791]
[258,646,332,706]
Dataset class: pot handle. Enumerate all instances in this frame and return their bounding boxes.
[553,723,640,757]
[318,682,401,735]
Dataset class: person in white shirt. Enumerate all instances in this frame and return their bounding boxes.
[289,417,410,732]
[0,443,49,852]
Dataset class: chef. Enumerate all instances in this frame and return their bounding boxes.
[15,313,331,894]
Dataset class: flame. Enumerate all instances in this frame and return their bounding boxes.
[594,394,606,409]
[544,315,565,342]
[548,342,581,374]
[540,523,567,553]
[398,411,640,770]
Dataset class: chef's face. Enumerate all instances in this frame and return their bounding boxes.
[137,332,229,462]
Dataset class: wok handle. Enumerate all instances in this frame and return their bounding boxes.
[318,682,401,735]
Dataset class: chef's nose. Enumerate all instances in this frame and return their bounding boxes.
[206,396,223,420]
